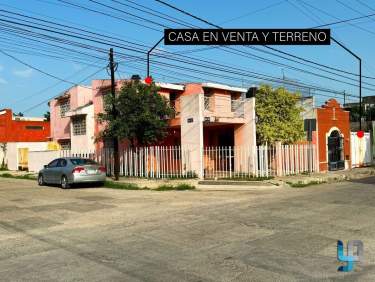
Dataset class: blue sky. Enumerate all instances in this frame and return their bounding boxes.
[0,0,374,116]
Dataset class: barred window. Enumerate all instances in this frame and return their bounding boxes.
[72,116,86,135]
[59,140,71,150]
[60,100,70,117]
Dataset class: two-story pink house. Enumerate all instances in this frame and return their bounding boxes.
[49,85,94,151]
[50,79,256,175]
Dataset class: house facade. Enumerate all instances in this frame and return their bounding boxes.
[0,109,50,143]
[49,79,256,177]
[298,98,351,172]
[49,85,95,151]
[0,109,50,170]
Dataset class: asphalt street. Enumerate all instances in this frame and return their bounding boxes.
[0,177,375,281]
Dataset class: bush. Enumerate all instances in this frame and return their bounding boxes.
[154,183,195,191]
[103,181,141,190]
[0,173,36,180]
[287,180,325,188]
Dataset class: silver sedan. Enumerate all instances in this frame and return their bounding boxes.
[38,157,106,189]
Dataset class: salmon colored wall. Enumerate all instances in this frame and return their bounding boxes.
[92,80,182,150]
[50,98,70,140]
[183,83,203,95]
[0,109,50,142]
[316,99,351,172]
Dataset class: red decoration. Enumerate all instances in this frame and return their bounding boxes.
[145,76,153,85]
[357,130,364,138]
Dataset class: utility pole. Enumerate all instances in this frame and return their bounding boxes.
[343,90,346,106]
[109,48,120,180]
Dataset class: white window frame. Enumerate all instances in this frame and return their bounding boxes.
[72,116,86,136]
[60,99,70,117]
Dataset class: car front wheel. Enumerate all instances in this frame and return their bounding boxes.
[61,176,70,189]
[38,174,45,186]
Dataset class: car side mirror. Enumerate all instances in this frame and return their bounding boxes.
[44,165,48,169]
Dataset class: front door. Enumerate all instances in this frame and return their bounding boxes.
[328,130,345,171]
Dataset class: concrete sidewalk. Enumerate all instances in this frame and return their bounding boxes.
[2,166,375,190]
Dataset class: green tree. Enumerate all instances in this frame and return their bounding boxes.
[97,80,174,147]
[44,111,50,121]
[13,112,23,117]
[256,84,304,144]
[0,143,7,170]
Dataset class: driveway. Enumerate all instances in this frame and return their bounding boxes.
[0,177,375,281]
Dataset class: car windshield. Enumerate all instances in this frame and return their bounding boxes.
[70,158,98,165]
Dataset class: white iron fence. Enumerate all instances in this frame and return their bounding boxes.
[203,144,317,179]
[60,146,193,178]
[56,144,317,179]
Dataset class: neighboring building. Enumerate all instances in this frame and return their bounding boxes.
[0,109,50,170]
[344,95,375,111]
[296,98,351,172]
[49,85,94,151]
[0,108,50,142]
[315,99,351,172]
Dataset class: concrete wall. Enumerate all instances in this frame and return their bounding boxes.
[2,142,48,170]
[28,150,60,173]
[181,93,204,178]
[234,98,257,171]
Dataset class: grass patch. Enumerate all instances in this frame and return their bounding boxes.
[103,181,142,190]
[287,180,326,188]
[219,176,273,181]
[154,183,196,191]
[0,173,36,180]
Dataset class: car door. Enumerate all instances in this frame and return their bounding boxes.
[55,158,68,183]
[44,159,59,183]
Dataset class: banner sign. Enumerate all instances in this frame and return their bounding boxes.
[164,29,330,45]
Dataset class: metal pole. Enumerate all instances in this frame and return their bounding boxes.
[331,37,362,130]
[360,58,362,130]
[109,48,120,180]
[147,36,164,77]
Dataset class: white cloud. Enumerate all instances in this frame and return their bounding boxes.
[0,77,7,84]
[13,68,33,78]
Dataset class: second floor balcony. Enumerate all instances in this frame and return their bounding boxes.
[204,96,245,119]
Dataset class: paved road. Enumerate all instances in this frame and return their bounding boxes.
[0,178,375,281]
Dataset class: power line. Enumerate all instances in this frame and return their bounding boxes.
[219,0,287,24]
[0,3,364,103]
[13,59,104,105]
[0,49,92,88]
[154,0,375,81]
[22,66,106,113]
[55,0,161,32]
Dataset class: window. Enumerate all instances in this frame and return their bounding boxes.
[47,159,59,168]
[59,140,71,150]
[60,99,70,117]
[70,158,97,165]
[26,125,43,130]
[57,159,67,167]
[72,116,86,135]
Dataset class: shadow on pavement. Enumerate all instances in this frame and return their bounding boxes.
[348,176,375,185]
